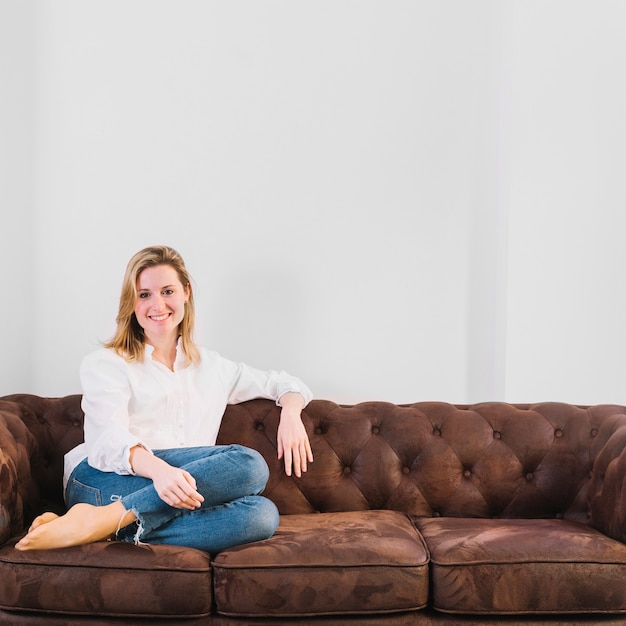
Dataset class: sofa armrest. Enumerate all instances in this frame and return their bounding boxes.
[589,419,626,542]
[0,402,39,544]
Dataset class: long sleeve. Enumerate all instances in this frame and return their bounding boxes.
[218,356,313,407]
[79,349,147,475]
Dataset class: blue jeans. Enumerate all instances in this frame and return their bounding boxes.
[65,445,279,554]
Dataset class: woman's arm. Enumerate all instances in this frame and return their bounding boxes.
[80,350,146,475]
[217,353,314,476]
[277,392,313,478]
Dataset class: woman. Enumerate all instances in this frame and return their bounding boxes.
[16,245,313,553]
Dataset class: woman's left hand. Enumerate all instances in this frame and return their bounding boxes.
[277,392,313,477]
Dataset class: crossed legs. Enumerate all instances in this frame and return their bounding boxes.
[15,445,278,553]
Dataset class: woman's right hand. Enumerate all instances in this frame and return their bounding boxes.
[129,445,204,509]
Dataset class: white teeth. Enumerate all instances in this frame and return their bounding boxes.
[151,314,169,321]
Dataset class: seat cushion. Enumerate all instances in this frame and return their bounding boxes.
[0,539,212,619]
[416,517,626,615]
[212,510,429,617]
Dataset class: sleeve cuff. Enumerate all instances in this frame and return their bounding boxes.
[124,442,153,475]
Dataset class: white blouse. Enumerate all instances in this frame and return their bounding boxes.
[63,343,312,488]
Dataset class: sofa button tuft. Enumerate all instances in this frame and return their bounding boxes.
[256,423,264,431]
[590,429,598,437]
[493,431,501,439]
[372,426,380,434]
[72,420,81,428]
[433,427,441,436]
[314,427,322,435]
[555,429,563,438]
[343,466,351,475]
[402,467,410,475]
[463,469,471,478]
[525,472,534,481]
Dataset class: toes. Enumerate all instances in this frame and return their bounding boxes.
[29,512,59,532]
[15,535,32,551]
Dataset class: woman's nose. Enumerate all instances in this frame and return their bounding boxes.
[152,294,165,309]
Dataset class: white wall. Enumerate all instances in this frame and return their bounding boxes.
[2,1,625,405]
[505,1,626,404]
[0,1,35,393]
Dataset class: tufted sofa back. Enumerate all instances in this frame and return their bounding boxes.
[0,395,85,523]
[218,399,626,526]
[3,394,626,540]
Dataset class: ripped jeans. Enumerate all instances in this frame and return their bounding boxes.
[65,445,280,554]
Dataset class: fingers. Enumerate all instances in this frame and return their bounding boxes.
[173,480,204,509]
[281,439,315,478]
[164,487,203,509]
[158,469,204,509]
[277,410,314,477]
[283,446,293,477]
[291,442,304,478]
[182,470,197,490]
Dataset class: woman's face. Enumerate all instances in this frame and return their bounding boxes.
[134,264,190,344]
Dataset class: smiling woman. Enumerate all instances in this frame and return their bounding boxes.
[104,246,201,369]
[134,266,190,369]
[15,245,313,553]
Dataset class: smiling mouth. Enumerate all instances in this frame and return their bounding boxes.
[150,313,171,322]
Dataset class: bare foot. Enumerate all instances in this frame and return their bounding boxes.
[27,511,60,533]
[15,502,136,551]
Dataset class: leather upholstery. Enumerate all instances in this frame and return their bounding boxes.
[218,398,626,526]
[3,393,626,621]
[1,540,212,618]
[0,401,39,544]
[213,510,429,617]
[417,516,626,614]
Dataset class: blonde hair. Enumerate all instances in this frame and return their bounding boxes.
[105,245,201,365]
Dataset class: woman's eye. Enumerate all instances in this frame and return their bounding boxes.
[163,289,174,296]
[139,292,150,299]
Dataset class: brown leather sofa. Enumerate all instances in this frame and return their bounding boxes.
[2,393,626,625]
